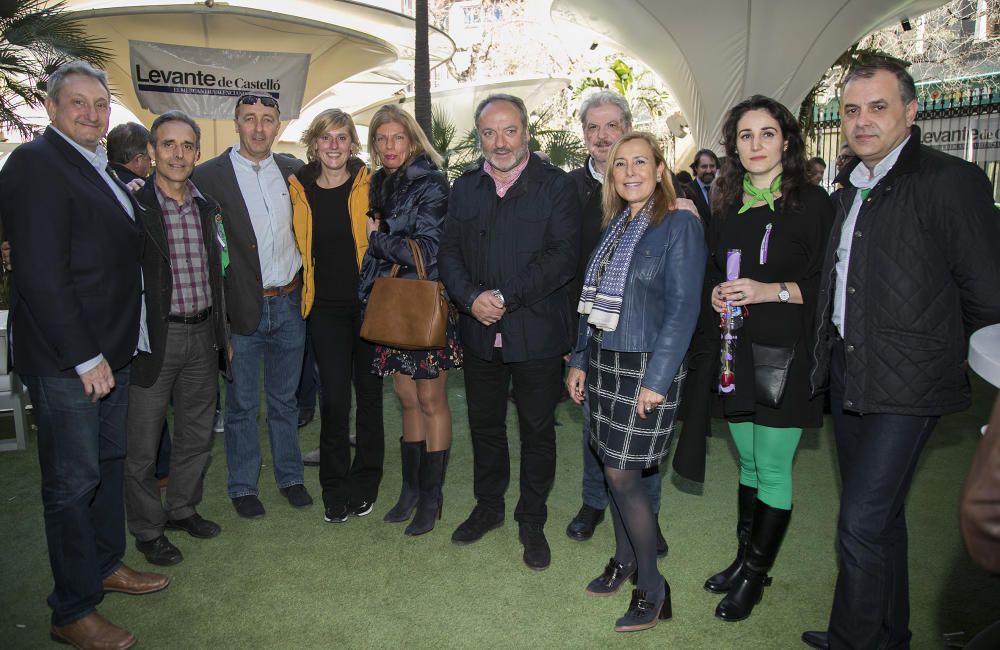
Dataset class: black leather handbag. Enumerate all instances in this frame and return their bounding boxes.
[752,342,795,409]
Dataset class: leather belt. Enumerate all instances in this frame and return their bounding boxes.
[262,274,301,298]
[167,307,211,324]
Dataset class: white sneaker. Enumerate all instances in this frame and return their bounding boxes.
[212,410,225,433]
[303,448,320,466]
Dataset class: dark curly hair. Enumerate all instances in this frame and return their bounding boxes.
[713,95,807,216]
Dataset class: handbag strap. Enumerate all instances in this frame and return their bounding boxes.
[388,239,428,280]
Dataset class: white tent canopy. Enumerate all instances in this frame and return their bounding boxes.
[552,0,948,153]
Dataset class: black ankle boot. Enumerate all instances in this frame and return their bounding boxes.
[715,499,791,622]
[705,484,766,593]
[384,440,423,523]
[405,448,447,536]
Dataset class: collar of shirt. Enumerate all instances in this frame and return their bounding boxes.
[697,178,712,193]
[152,177,204,208]
[484,154,530,198]
[587,156,605,184]
[50,124,110,172]
[849,134,910,190]
[229,144,275,171]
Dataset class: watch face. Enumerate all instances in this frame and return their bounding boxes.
[779,290,790,303]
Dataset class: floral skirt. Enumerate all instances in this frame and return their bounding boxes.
[372,315,462,379]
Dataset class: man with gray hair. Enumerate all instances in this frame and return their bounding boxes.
[563,90,669,556]
[440,93,580,570]
[0,60,168,649]
[124,111,231,567]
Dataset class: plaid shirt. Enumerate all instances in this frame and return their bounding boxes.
[154,180,212,316]
[484,153,530,198]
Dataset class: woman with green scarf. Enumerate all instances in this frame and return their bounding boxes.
[704,95,834,622]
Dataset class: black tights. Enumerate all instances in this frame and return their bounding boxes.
[606,467,663,594]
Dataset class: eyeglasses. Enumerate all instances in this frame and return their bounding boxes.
[236,94,279,111]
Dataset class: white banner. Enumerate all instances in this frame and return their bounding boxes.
[918,113,1000,163]
[129,41,310,119]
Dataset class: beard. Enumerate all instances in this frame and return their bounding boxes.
[485,144,529,172]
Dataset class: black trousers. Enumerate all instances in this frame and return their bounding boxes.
[462,350,562,525]
[308,301,384,509]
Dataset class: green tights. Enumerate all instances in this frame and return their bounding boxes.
[728,422,802,510]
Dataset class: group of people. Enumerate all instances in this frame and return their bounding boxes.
[2,56,999,649]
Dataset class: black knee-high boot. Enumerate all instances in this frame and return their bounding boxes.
[715,499,791,621]
[384,439,422,523]
[405,448,448,536]
[704,484,769,593]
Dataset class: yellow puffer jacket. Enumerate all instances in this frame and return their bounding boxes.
[289,159,370,318]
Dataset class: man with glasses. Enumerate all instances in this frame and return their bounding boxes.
[193,92,311,518]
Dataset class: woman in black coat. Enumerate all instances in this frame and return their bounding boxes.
[359,104,460,537]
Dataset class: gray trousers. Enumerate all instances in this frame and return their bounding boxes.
[125,320,218,542]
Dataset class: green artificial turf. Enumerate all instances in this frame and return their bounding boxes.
[1,371,998,649]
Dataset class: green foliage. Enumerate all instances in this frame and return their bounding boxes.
[0,0,111,140]
[572,56,672,124]
[431,105,480,181]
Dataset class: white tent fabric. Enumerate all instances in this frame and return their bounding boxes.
[552,0,948,152]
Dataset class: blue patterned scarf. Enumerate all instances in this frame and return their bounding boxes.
[577,199,654,331]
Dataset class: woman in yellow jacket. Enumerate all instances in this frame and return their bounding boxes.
[289,109,385,524]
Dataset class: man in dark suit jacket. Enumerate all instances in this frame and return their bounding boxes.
[107,121,151,184]
[683,148,718,221]
[124,111,232,567]
[0,61,168,650]
[192,93,311,518]
[440,94,580,571]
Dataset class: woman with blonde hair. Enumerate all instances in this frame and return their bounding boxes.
[289,108,385,524]
[360,104,459,536]
[566,131,705,632]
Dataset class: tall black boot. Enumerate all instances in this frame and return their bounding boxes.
[405,448,447,536]
[704,484,766,593]
[715,499,791,622]
[383,439,422,523]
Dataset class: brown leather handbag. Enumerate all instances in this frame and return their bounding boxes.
[360,239,448,350]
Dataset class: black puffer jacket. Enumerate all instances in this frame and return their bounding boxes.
[357,154,449,303]
[809,127,1000,416]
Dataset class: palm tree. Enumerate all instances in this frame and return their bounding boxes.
[0,0,111,140]
[413,0,432,140]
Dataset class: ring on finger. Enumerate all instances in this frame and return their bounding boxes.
[644,405,654,413]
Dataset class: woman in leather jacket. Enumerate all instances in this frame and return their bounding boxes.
[360,105,460,537]
[566,131,705,632]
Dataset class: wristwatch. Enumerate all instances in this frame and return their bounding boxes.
[777,282,790,303]
[491,289,506,306]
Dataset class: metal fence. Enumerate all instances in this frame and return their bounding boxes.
[810,77,1000,199]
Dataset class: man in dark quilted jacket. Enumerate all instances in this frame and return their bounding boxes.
[804,58,1000,650]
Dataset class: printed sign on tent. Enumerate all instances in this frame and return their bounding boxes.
[129,41,310,119]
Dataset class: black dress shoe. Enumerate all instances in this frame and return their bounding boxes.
[801,631,830,649]
[656,524,669,558]
[566,504,605,541]
[586,558,636,596]
[165,513,221,539]
[297,411,314,428]
[136,535,182,566]
[615,579,672,632]
[280,484,314,508]
[519,523,551,570]
[232,495,265,519]
[451,506,504,545]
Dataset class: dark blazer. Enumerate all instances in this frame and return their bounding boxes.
[130,179,232,388]
[439,154,580,362]
[192,148,303,335]
[0,127,144,377]
[683,180,712,222]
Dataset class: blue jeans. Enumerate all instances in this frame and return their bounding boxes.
[580,398,663,514]
[827,340,937,649]
[225,289,307,498]
[24,368,130,626]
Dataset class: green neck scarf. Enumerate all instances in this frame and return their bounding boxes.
[738,173,782,214]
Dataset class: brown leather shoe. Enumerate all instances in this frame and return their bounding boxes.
[51,611,135,649]
[102,564,170,595]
